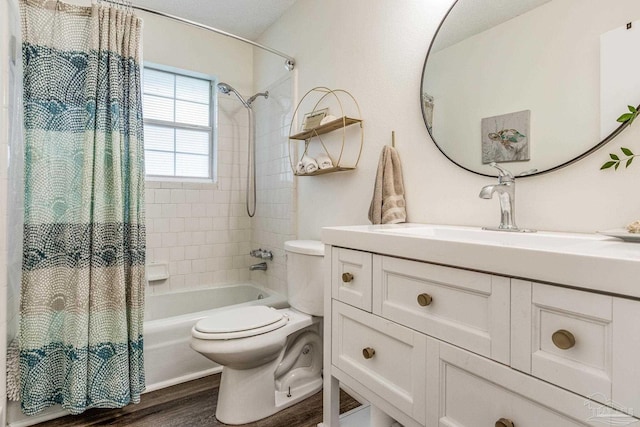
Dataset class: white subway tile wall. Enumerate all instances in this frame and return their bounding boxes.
[145,95,253,294]
[250,74,296,296]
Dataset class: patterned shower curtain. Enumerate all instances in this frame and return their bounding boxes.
[19,0,145,415]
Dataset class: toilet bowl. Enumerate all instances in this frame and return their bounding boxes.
[190,240,325,425]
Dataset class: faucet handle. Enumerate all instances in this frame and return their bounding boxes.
[488,162,514,182]
[250,248,273,261]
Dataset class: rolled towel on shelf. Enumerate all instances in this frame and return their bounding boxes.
[301,155,318,174]
[316,153,334,169]
[295,160,306,175]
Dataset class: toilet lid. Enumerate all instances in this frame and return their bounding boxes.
[194,306,286,336]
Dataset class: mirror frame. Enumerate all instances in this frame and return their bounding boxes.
[420,0,633,178]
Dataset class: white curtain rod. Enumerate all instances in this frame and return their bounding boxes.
[114,2,296,71]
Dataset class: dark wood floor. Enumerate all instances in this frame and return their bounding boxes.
[35,374,361,427]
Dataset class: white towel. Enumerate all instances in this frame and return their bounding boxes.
[316,153,333,169]
[368,145,407,224]
[295,161,306,175]
[301,155,318,174]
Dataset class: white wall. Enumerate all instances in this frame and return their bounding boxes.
[258,0,640,238]
[140,11,254,95]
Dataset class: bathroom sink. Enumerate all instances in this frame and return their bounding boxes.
[373,224,606,250]
[322,223,640,299]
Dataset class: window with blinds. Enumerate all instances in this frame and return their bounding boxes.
[143,66,215,180]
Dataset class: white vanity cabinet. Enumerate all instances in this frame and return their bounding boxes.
[322,231,640,427]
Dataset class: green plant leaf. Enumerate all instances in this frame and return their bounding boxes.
[601,161,617,169]
[627,157,634,168]
[617,113,633,122]
[621,147,634,156]
[629,105,638,113]
[615,162,620,170]
[610,153,620,160]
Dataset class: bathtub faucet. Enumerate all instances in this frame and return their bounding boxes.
[250,248,273,261]
[250,262,268,271]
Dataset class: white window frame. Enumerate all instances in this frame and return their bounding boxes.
[142,62,218,182]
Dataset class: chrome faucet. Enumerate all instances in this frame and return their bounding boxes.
[249,262,268,271]
[479,162,533,232]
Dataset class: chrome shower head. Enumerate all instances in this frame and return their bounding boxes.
[217,82,269,109]
[217,82,233,95]
[217,82,250,108]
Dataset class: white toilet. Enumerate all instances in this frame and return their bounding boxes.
[190,240,325,425]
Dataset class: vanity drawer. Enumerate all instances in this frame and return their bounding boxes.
[331,247,372,311]
[512,281,612,402]
[332,300,426,424]
[427,339,634,427]
[373,255,510,364]
[511,281,640,411]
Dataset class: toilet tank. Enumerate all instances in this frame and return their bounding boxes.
[285,240,324,316]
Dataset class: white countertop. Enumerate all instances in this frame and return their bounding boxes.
[322,224,640,299]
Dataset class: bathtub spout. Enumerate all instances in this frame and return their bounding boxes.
[250,262,268,271]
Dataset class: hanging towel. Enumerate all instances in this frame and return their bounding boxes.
[6,336,20,401]
[368,145,407,224]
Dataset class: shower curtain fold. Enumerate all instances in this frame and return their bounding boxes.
[19,0,145,415]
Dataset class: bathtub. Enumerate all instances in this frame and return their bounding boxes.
[144,283,288,392]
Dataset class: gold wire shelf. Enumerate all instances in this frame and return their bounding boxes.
[289,117,363,140]
[288,87,364,176]
[294,166,356,176]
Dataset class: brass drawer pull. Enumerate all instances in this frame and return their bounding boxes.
[552,329,576,350]
[342,272,354,283]
[417,293,433,306]
[362,347,375,359]
[495,418,515,427]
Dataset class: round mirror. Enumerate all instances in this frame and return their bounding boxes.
[421,0,640,177]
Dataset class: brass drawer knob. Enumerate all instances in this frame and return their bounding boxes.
[362,347,375,359]
[417,293,433,306]
[495,418,515,427]
[342,272,354,283]
[552,329,576,350]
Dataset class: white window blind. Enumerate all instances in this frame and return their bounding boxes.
[143,67,214,179]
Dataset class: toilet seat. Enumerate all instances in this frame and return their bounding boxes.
[194,306,289,340]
